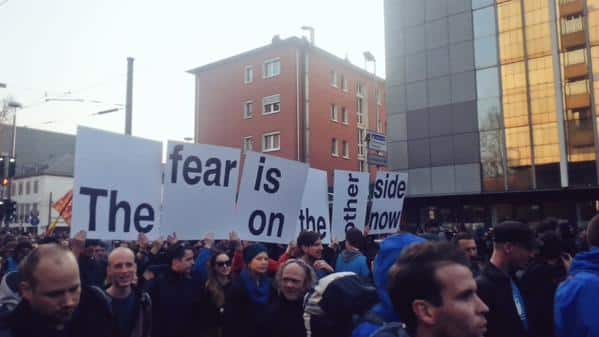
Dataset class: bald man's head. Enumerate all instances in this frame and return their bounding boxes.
[19,244,81,323]
[107,247,136,289]
[108,247,135,265]
[20,244,78,290]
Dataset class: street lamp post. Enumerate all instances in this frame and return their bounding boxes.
[363,51,377,172]
[6,101,21,201]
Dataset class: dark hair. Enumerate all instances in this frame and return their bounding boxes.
[206,250,231,307]
[37,236,60,245]
[538,232,562,260]
[19,244,75,290]
[537,218,558,235]
[388,242,470,336]
[167,244,190,263]
[451,232,474,245]
[587,214,599,247]
[297,231,321,248]
[14,241,33,262]
[345,228,364,250]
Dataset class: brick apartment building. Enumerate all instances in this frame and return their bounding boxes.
[188,36,386,186]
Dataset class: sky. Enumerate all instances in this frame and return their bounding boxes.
[0,0,386,145]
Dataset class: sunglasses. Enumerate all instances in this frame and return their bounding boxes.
[216,261,231,267]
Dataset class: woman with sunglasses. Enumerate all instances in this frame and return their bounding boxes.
[199,250,232,337]
[223,243,274,337]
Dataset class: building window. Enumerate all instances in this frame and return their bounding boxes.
[18,182,22,196]
[376,87,382,105]
[244,101,253,119]
[331,138,339,156]
[356,82,366,98]
[244,65,254,84]
[561,15,584,35]
[11,185,15,197]
[357,98,365,126]
[330,70,338,87]
[358,129,366,158]
[243,136,253,152]
[263,58,281,78]
[18,204,23,222]
[33,180,39,194]
[331,104,338,122]
[376,106,383,132]
[342,141,349,159]
[25,181,30,195]
[342,107,349,124]
[341,75,348,91]
[263,94,281,115]
[262,132,281,152]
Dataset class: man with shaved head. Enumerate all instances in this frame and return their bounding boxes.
[0,243,115,337]
[105,247,152,337]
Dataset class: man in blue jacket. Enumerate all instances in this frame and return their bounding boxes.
[555,214,599,337]
[336,228,370,279]
[352,230,426,337]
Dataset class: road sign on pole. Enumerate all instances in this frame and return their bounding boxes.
[367,131,387,152]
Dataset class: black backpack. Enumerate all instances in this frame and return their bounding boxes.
[303,272,378,337]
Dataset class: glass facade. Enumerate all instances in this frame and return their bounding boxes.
[385,0,599,201]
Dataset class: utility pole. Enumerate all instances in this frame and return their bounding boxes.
[125,57,134,136]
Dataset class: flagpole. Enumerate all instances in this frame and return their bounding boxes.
[46,192,73,236]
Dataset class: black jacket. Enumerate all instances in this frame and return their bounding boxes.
[1,285,116,337]
[476,263,529,337]
[267,294,306,337]
[223,276,273,337]
[520,259,566,337]
[147,269,201,337]
[198,280,232,337]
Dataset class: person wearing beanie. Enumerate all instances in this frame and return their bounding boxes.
[224,243,273,337]
[335,228,370,279]
[477,221,535,337]
[352,230,427,337]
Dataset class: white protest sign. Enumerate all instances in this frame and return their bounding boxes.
[297,168,331,244]
[161,142,241,239]
[71,127,162,240]
[236,151,309,244]
[367,171,408,235]
[331,170,369,241]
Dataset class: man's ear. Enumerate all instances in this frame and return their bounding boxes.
[412,299,438,328]
[20,281,33,302]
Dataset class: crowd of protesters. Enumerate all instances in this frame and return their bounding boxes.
[0,213,595,337]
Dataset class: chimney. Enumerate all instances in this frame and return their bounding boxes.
[272,35,281,43]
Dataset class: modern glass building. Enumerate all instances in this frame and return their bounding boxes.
[385,0,599,228]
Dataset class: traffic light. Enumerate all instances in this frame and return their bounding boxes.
[8,157,15,178]
[3,200,16,224]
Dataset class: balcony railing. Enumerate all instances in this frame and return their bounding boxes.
[566,80,589,95]
[561,16,584,34]
[564,49,587,66]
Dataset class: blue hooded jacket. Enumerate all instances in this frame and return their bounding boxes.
[352,233,426,337]
[555,247,599,337]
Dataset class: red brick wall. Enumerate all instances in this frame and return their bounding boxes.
[308,49,386,185]
[196,43,300,161]
[193,40,387,187]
